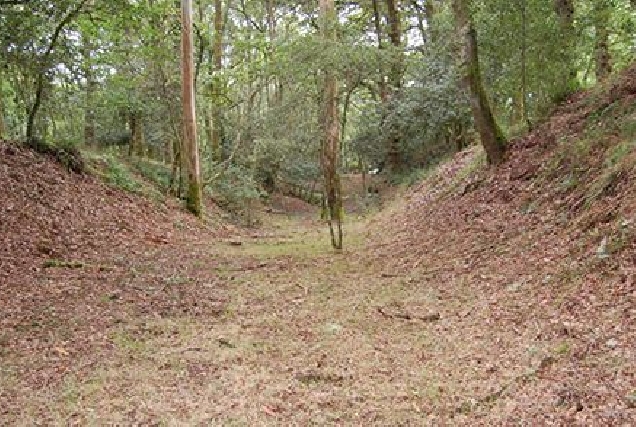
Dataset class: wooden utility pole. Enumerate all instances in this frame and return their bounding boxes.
[181,0,203,216]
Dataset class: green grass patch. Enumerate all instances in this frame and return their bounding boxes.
[110,330,147,355]
[43,259,86,269]
[131,158,172,191]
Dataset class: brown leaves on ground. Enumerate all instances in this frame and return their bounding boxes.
[1,63,636,425]
[365,63,636,424]
[1,141,233,419]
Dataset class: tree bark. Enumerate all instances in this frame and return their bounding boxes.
[452,0,506,165]
[319,0,343,250]
[553,0,578,91]
[520,0,530,129]
[0,95,6,140]
[423,0,437,44]
[384,0,403,174]
[210,0,224,163]
[26,0,88,140]
[181,0,203,217]
[129,111,144,157]
[594,1,612,82]
[83,39,97,147]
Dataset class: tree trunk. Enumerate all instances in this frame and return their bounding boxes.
[553,0,578,90]
[128,111,144,157]
[594,1,612,82]
[520,0,530,129]
[384,0,404,174]
[0,95,6,140]
[319,0,343,250]
[82,36,97,147]
[423,0,437,44]
[84,79,97,147]
[26,0,88,140]
[210,0,224,163]
[181,0,203,217]
[341,85,354,170]
[452,0,506,165]
[266,0,283,105]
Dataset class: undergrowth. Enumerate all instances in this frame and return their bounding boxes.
[24,138,85,174]
[103,155,143,193]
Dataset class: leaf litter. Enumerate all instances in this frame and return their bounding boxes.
[1,64,636,425]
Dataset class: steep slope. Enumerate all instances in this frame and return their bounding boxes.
[366,64,636,423]
[1,141,228,281]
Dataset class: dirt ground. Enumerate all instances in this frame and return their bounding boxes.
[2,65,636,425]
[1,210,634,425]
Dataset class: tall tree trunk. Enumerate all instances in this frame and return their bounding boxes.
[553,0,578,91]
[452,0,506,165]
[520,0,530,129]
[84,79,97,147]
[84,40,97,147]
[0,95,6,140]
[594,1,612,82]
[384,0,403,173]
[341,85,354,169]
[371,0,387,99]
[129,111,144,157]
[26,0,88,140]
[210,0,224,163]
[181,0,203,217]
[423,0,437,44]
[319,0,343,250]
[266,0,283,105]
[371,0,391,170]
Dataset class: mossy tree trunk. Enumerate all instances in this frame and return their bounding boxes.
[452,0,506,166]
[384,0,404,174]
[594,0,612,82]
[319,0,343,250]
[128,110,145,157]
[181,0,203,217]
[553,0,578,91]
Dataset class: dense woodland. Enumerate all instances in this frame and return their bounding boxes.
[2,1,635,234]
[1,1,636,423]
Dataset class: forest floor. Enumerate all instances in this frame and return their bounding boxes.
[1,65,636,425]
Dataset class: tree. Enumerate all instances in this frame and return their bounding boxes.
[383,0,405,173]
[594,0,612,81]
[319,0,343,250]
[25,0,90,140]
[452,0,506,165]
[181,0,203,217]
[553,0,578,90]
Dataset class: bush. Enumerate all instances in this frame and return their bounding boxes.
[24,137,86,173]
[103,154,142,193]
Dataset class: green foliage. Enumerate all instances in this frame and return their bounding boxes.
[207,164,264,225]
[2,0,635,221]
[131,158,172,191]
[24,138,86,174]
[103,154,142,193]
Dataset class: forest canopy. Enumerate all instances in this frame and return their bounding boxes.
[1,0,634,218]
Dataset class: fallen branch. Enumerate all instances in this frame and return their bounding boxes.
[377,307,440,322]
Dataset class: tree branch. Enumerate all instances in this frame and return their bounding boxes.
[26,0,90,139]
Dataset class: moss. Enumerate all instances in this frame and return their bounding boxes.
[185,180,203,217]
